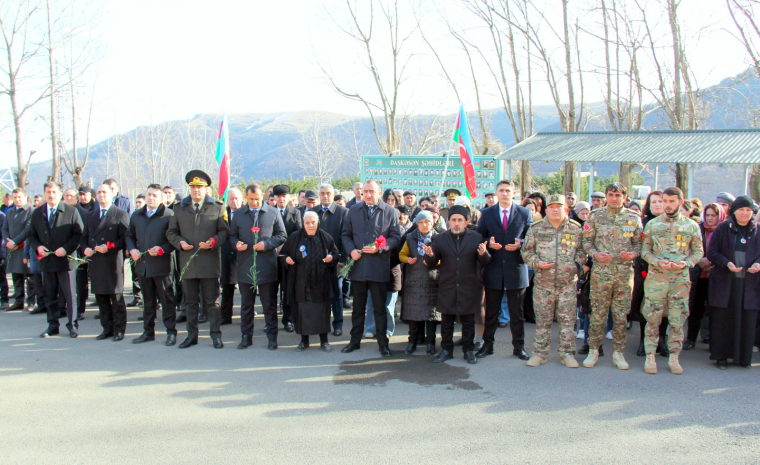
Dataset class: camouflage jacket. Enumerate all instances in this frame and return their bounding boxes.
[581,207,642,265]
[522,216,586,287]
[641,213,703,269]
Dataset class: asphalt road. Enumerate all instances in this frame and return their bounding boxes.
[1,290,759,464]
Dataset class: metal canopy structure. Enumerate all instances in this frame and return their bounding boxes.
[496,129,760,200]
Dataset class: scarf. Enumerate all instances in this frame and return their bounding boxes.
[415,229,434,256]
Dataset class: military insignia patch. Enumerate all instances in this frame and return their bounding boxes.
[583,223,590,231]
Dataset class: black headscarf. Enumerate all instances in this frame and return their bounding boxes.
[730,195,759,216]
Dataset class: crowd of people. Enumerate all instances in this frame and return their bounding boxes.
[1,171,758,373]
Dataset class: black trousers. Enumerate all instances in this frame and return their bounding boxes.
[76,265,89,317]
[240,282,277,339]
[43,269,77,331]
[28,274,44,308]
[277,265,292,326]
[349,280,389,347]
[442,313,474,353]
[96,293,127,334]
[0,263,8,302]
[183,278,221,339]
[687,277,709,343]
[408,320,437,343]
[172,253,184,312]
[220,283,235,321]
[130,261,142,302]
[11,272,26,305]
[139,275,177,335]
[484,287,526,350]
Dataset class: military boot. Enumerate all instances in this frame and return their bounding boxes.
[644,354,657,374]
[612,351,629,370]
[582,349,599,368]
[526,355,547,367]
[561,355,579,368]
[668,354,683,375]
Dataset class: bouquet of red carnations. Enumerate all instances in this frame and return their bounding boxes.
[338,235,386,279]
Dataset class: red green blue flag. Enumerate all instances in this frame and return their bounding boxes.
[452,103,477,199]
[215,115,231,200]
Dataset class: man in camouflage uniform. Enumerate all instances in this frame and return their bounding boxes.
[640,187,702,375]
[581,182,642,370]
[521,195,587,368]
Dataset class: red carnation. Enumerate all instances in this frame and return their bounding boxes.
[251,226,261,233]
[208,237,216,247]
[641,271,647,278]
[107,241,115,249]
[157,248,165,256]
[18,241,24,247]
[375,235,387,249]
[38,253,45,260]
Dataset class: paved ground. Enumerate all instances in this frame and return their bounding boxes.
[1,289,759,464]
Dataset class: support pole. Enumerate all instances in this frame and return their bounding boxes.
[654,163,659,190]
[745,164,750,196]
[588,162,596,203]
[507,160,512,180]
[576,162,582,196]
[687,164,694,199]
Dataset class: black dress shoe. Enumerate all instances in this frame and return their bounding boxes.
[178,337,198,348]
[133,333,155,344]
[176,313,187,323]
[404,342,417,355]
[433,350,453,363]
[637,340,646,357]
[296,341,309,351]
[513,349,530,360]
[717,360,727,370]
[212,337,224,349]
[8,302,24,311]
[238,336,252,349]
[598,345,604,356]
[284,322,294,333]
[379,346,392,357]
[321,343,332,352]
[333,328,342,337]
[267,340,278,350]
[497,322,508,328]
[465,351,477,364]
[578,344,590,355]
[165,333,177,346]
[96,331,114,340]
[198,314,208,324]
[40,328,59,338]
[476,345,494,359]
[29,307,46,315]
[341,343,360,353]
[220,318,232,325]
[69,329,78,338]
[683,340,695,351]
[426,342,436,355]
[127,299,141,307]
[76,314,85,321]
[137,316,144,321]
[113,332,124,341]
[474,341,483,352]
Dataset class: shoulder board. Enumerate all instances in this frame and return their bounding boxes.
[223,210,228,222]
[567,219,581,228]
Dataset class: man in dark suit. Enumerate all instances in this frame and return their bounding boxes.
[340,180,401,357]
[166,170,229,349]
[229,184,287,350]
[423,205,490,364]
[220,187,243,325]
[28,181,84,338]
[75,186,96,320]
[163,185,184,321]
[272,184,302,333]
[312,183,349,336]
[105,178,140,309]
[81,184,130,341]
[345,182,362,209]
[3,188,32,311]
[403,191,421,221]
[126,184,178,345]
[476,179,533,360]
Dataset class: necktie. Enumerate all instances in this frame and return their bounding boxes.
[147,209,154,218]
[194,203,200,213]
[281,209,285,217]
[368,206,374,217]
[48,207,55,223]
[101,208,107,219]
[322,206,328,212]
[502,209,508,232]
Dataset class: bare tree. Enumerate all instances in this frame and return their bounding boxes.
[286,113,346,184]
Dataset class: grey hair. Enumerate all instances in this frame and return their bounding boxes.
[353,182,362,188]
[227,187,243,198]
[318,183,334,193]
[303,211,319,223]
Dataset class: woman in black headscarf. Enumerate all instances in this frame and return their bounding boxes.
[282,211,340,352]
[706,196,760,369]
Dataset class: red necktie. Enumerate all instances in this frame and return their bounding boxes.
[502,209,508,232]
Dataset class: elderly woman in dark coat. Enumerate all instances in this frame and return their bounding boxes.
[283,211,340,352]
[706,196,760,369]
[399,210,441,355]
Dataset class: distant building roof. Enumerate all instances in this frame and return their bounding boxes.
[496,129,760,164]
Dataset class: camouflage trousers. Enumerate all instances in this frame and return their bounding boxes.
[642,268,690,355]
[588,264,633,352]
[532,283,577,358]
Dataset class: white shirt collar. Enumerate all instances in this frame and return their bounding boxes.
[499,203,511,217]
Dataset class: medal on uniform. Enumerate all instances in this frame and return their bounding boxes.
[299,245,307,258]
[741,238,747,244]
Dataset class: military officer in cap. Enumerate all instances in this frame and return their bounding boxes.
[166,170,229,349]
[439,188,461,222]
[272,184,302,332]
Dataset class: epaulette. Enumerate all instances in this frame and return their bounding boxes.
[567,218,581,228]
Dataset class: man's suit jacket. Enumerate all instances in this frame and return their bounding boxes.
[113,194,132,216]
[407,205,421,221]
[476,202,533,289]
[341,200,401,283]
[28,202,84,273]
[228,203,287,286]
[126,203,174,278]
[311,203,349,262]
[277,205,302,237]
[81,205,130,294]
[221,206,238,285]
[2,204,32,274]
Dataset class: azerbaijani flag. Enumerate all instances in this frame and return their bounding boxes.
[215,115,231,200]
[452,103,477,199]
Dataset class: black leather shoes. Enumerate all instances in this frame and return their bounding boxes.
[578,344,590,355]
[8,302,24,311]
[404,342,417,355]
[113,332,124,341]
[198,314,208,324]
[136,316,144,321]
[96,331,114,340]
[238,336,252,349]
[212,337,223,349]
[220,318,232,325]
[321,343,332,352]
[40,328,59,338]
[133,333,154,344]
[683,340,695,350]
[127,299,141,307]
[29,307,46,315]
[476,345,494,359]
[465,351,477,364]
[333,328,342,337]
[426,342,436,355]
[267,340,278,350]
[69,329,78,338]
[474,341,484,352]
[341,343,360,353]
[178,337,198,349]
[379,346,392,357]
[513,349,529,360]
[433,350,453,363]
[284,322,294,333]
[296,341,309,351]
[165,334,177,346]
